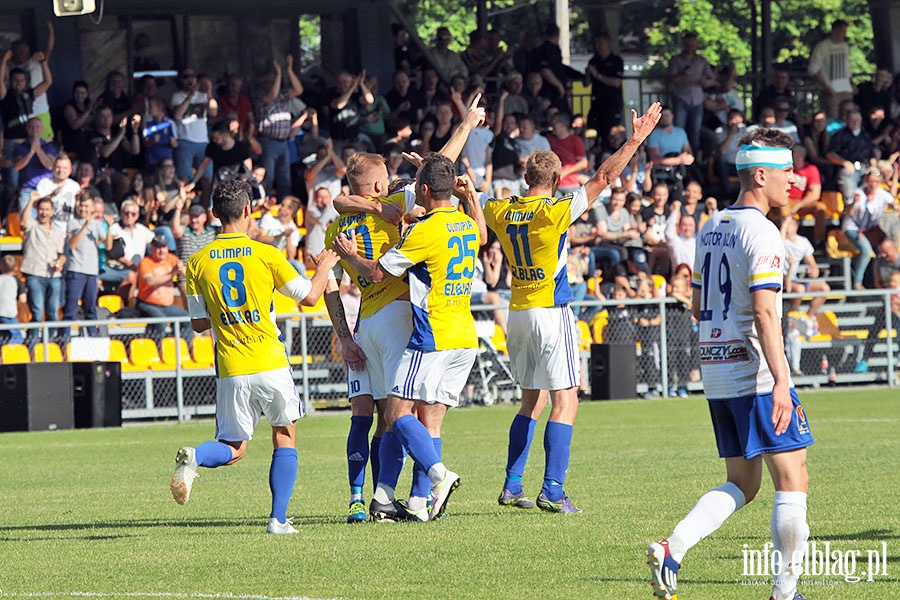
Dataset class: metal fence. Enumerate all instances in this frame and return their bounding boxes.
[0,289,895,422]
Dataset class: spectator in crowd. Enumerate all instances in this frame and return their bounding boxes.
[306,137,346,201]
[416,66,443,118]
[431,26,468,80]
[780,144,828,245]
[171,67,217,182]
[490,97,523,196]
[548,113,588,196]
[827,107,877,207]
[61,80,95,164]
[666,212,697,273]
[136,233,192,343]
[96,70,132,124]
[855,68,893,124]
[665,262,697,397]
[329,70,374,146]
[875,238,900,288]
[678,181,707,226]
[500,72,528,117]
[385,71,420,130]
[12,117,56,209]
[172,201,216,263]
[255,56,304,199]
[593,187,635,277]
[19,192,66,345]
[462,30,509,81]
[0,255,26,345]
[665,32,715,154]
[89,107,141,200]
[73,160,109,206]
[521,71,553,128]
[101,198,154,301]
[253,195,303,273]
[714,108,747,196]
[700,64,744,154]
[647,105,694,195]
[532,23,583,107]
[772,99,801,143]
[843,168,898,289]
[753,65,796,122]
[642,182,671,273]
[131,73,159,120]
[515,114,551,163]
[9,24,54,139]
[808,19,854,118]
[359,74,391,151]
[141,97,178,175]
[187,120,252,191]
[303,188,339,269]
[61,192,111,342]
[1,49,52,191]
[585,33,624,140]
[782,217,830,325]
[218,74,254,138]
[35,153,80,231]
[864,105,893,155]
[803,111,834,177]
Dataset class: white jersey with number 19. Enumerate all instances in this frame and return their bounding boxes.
[692,206,793,399]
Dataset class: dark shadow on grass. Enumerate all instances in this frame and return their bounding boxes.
[0,514,365,532]
[2,534,134,542]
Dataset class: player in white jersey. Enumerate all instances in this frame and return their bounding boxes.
[647,129,813,600]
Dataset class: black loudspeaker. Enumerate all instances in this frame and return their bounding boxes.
[72,361,122,428]
[590,343,637,400]
[0,363,74,432]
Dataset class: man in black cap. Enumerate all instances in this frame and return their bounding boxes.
[136,232,192,343]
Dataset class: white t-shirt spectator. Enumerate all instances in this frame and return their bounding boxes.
[844,187,894,232]
[109,222,155,261]
[258,213,301,253]
[67,217,105,276]
[303,202,340,256]
[36,177,81,231]
[170,91,210,143]
[784,234,815,281]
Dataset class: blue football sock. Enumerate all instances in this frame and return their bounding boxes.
[268,447,298,522]
[369,436,382,493]
[377,431,405,489]
[410,437,442,499]
[195,440,233,468]
[541,421,573,502]
[347,415,373,489]
[504,414,536,493]
[392,414,440,473]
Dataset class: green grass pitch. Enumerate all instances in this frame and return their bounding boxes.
[0,388,897,600]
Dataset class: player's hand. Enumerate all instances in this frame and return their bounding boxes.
[405,205,426,223]
[340,338,367,372]
[454,174,477,203]
[463,93,486,129]
[379,202,403,225]
[315,248,341,270]
[333,230,358,258]
[630,102,662,142]
[401,151,424,168]
[770,382,793,436]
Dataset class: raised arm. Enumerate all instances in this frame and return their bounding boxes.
[454,175,487,244]
[437,93,487,162]
[32,52,52,98]
[263,59,283,104]
[284,54,304,98]
[584,102,662,201]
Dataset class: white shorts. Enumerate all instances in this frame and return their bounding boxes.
[215,367,303,442]
[353,300,413,400]
[346,363,372,399]
[507,306,581,391]
[391,347,478,407]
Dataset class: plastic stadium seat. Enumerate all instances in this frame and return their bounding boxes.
[191,337,215,368]
[108,339,141,372]
[129,338,164,370]
[591,310,609,343]
[272,292,300,315]
[1,343,31,364]
[820,191,844,220]
[577,320,592,351]
[98,295,123,313]
[33,342,63,362]
[160,337,206,369]
[5,211,22,237]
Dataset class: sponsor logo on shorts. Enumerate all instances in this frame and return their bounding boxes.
[711,327,723,339]
[796,405,809,434]
[699,340,749,363]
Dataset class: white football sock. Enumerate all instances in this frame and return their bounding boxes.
[669,482,746,564]
[406,496,428,511]
[373,483,395,504]
[426,462,448,485]
[770,491,809,600]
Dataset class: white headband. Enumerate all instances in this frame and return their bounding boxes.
[735,145,793,171]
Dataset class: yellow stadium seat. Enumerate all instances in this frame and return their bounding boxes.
[161,337,206,370]
[651,274,667,292]
[191,336,215,368]
[272,292,301,315]
[820,190,843,220]
[109,339,142,372]
[33,342,63,362]
[590,310,609,344]
[129,338,164,370]
[1,343,31,364]
[877,329,897,339]
[98,295,123,313]
[577,320,592,351]
[816,311,842,339]
[491,324,507,354]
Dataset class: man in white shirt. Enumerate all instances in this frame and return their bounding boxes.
[35,154,80,231]
[170,67,218,181]
[808,19,853,118]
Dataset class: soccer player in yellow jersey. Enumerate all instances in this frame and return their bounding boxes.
[169,180,340,534]
[335,155,487,521]
[323,96,486,522]
[484,102,662,513]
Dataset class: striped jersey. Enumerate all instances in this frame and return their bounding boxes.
[692,206,793,398]
[483,186,588,310]
[186,233,310,377]
[380,207,479,351]
[324,188,416,320]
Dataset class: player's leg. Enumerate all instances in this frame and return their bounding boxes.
[371,398,387,489]
[408,402,446,517]
[536,387,581,513]
[806,281,830,321]
[500,388,547,508]
[765,450,810,600]
[346,364,375,523]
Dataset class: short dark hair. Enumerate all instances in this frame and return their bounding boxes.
[738,128,794,150]
[418,153,456,200]
[212,180,251,224]
[8,67,26,80]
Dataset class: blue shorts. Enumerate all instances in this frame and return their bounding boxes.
[708,389,814,459]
